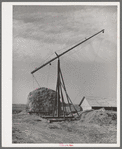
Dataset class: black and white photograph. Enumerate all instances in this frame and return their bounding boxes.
[2,2,120,147]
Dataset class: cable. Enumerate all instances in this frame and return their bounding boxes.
[32,74,41,88]
[47,64,51,88]
[36,34,93,72]
[83,39,103,87]
[39,52,54,68]
[72,39,103,102]
[32,74,34,90]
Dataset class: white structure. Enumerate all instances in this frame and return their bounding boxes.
[80,97,92,111]
[79,96,117,111]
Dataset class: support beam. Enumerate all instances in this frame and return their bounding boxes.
[60,69,79,116]
[57,58,60,117]
[31,29,104,74]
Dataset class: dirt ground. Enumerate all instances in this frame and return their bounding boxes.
[12,107,117,144]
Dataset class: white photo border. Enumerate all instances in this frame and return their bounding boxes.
[2,2,120,147]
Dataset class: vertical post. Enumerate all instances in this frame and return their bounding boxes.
[55,52,61,117]
[53,65,58,117]
[57,58,60,117]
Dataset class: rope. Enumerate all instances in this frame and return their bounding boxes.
[32,75,34,89]
[32,74,41,88]
[41,52,54,65]
[83,39,103,86]
[36,33,92,69]
[47,64,51,88]
[73,39,103,101]
[93,40,103,63]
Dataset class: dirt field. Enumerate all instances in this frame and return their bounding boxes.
[12,105,117,144]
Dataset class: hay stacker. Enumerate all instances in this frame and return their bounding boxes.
[31,29,104,122]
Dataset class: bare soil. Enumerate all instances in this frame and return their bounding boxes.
[12,106,117,144]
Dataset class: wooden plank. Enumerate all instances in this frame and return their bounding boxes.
[42,116,74,119]
[49,119,66,123]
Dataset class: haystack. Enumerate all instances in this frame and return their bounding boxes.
[79,108,117,126]
[26,87,57,115]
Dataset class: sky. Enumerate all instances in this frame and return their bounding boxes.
[13,5,117,104]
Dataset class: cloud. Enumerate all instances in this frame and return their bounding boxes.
[13,5,117,64]
[13,36,66,65]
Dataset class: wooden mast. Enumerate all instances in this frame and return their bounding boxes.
[31,29,104,74]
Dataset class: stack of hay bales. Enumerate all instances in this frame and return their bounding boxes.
[26,87,57,116]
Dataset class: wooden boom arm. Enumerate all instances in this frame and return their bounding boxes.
[31,29,104,74]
